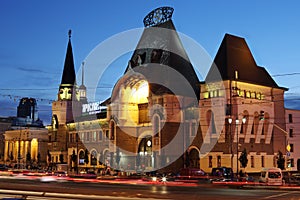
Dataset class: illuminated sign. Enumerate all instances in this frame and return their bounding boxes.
[82,102,103,115]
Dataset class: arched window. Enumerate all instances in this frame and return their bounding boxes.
[207,110,216,134]
[110,121,115,140]
[79,151,85,165]
[90,150,97,166]
[153,115,160,137]
[151,49,162,63]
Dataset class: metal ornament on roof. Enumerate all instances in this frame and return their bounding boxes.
[143,7,174,27]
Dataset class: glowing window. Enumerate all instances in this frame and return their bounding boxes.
[246,91,251,98]
[256,93,261,100]
[203,92,209,99]
[240,90,245,97]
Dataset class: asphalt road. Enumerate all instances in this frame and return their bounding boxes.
[0,178,300,200]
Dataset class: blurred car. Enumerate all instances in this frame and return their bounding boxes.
[210,167,234,182]
[78,170,97,179]
[0,164,8,171]
[54,171,68,177]
[40,175,57,182]
[176,168,209,183]
[179,168,206,177]
[40,171,68,182]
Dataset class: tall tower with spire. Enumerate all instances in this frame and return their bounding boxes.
[52,30,81,125]
[58,30,78,101]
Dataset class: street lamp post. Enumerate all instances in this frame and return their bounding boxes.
[235,118,246,178]
[228,118,233,170]
[76,133,79,175]
[235,119,239,177]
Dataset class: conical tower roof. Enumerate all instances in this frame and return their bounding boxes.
[61,30,76,86]
[124,7,200,99]
[206,33,285,90]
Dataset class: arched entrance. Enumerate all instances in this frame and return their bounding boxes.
[188,148,200,168]
[138,136,152,170]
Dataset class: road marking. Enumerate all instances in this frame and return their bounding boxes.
[263,191,298,199]
[0,189,170,200]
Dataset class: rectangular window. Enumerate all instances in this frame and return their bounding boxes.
[190,122,196,137]
[289,129,293,138]
[69,133,73,143]
[289,114,293,123]
[138,103,150,124]
[251,156,254,168]
[290,144,294,152]
[99,131,103,141]
[261,156,265,168]
[214,90,218,97]
[203,92,209,99]
[291,158,294,167]
[75,133,78,142]
[256,93,261,100]
[86,132,90,142]
[105,130,109,141]
[92,131,97,142]
[209,156,213,168]
[246,91,251,98]
[217,156,221,167]
[80,132,84,142]
[240,90,245,97]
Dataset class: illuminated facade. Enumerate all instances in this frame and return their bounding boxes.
[48,7,298,174]
[197,34,288,173]
[4,127,48,167]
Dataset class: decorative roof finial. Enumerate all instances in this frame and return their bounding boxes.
[143,7,174,27]
[68,29,72,39]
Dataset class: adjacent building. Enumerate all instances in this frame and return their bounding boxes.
[3,98,48,168]
[0,117,14,162]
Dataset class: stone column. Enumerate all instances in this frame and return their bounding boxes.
[4,141,9,162]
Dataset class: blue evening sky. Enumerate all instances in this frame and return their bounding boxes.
[0,0,300,124]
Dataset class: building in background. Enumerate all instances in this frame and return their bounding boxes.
[12,97,44,128]
[4,98,47,168]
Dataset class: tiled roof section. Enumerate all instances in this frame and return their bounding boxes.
[61,38,76,85]
[206,33,280,88]
[125,20,200,99]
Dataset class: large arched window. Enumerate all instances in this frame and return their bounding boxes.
[79,151,85,165]
[138,136,152,156]
[110,121,115,140]
[90,150,97,166]
[189,148,200,168]
[153,115,160,137]
[207,110,216,134]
